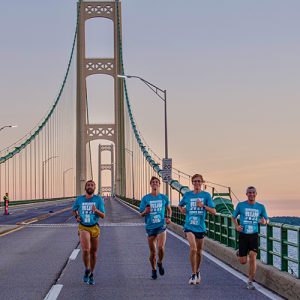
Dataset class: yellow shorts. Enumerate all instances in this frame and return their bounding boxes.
[78,223,100,238]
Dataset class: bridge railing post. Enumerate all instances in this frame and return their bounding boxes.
[298,229,300,278]
[281,224,288,273]
[266,224,273,266]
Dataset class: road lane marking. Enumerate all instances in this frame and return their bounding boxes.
[43,284,63,300]
[69,249,80,260]
[0,226,24,237]
[167,230,283,300]
[19,218,38,225]
[116,197,283,300]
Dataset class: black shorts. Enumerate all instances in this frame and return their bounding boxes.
[238,232,258,257]
[184,229,205,240]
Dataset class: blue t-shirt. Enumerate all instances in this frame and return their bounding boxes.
[139,193,170,230]
[179,191,215,233]
[232,201,268,234]
[72,195,105,226]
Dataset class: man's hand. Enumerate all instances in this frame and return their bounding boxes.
[259,217,267,225]
[144,205,151,215]
[92,205,97,213]
[196,199,204,208]
[165,217,171,225]
[236,225,243,232]
[75,215,82,222]
[180,207,186,215]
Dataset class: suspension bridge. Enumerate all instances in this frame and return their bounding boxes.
[0,1,299,299]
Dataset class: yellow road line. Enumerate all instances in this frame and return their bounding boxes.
[0,226,24,237]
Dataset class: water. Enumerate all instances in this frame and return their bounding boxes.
[259,226,299,278]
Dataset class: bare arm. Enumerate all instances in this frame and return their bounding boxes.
[196,201,216,215]
[231,216,243,232]
[72,210,81,222]
[165,205,172,224]
[140,206,150,217]
[92,205,105,219]
[205,205,216,215]
[178,205,186,215]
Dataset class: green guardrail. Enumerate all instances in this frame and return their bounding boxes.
[117,195,300,279]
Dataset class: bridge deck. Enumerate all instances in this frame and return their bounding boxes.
[57,198,273,300]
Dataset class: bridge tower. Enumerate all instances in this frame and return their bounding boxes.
[98,144,114,195]
[76,1,126,196]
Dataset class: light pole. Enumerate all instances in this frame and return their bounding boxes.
[118,74,169,197]
[0,125,18,132]
[63,168,73,198]
[42,156,59,199]
[125,148,135,201]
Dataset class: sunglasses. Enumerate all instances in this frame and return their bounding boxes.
[192,180,202,183]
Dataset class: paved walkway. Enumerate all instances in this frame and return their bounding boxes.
[57,198,273,300]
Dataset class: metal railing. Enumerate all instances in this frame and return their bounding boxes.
[117,195,300,279]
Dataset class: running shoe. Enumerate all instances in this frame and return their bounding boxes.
[157,262,165,276]
[188,274,197,285]
[88,273,95,285]
[247,281,255,290]
[83,269,90,283]
[196,271,201,284]
[151,269,157,280]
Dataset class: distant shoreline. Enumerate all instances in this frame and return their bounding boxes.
[270,216,300,226]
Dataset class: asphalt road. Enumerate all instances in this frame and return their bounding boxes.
[0,197,281,300]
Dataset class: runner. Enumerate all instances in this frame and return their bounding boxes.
[232,186,269,290]
[139,176,172,280]
[178,174,216,285]
[72,180,105,285]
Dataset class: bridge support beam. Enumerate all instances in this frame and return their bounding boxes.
[76,1,125,196]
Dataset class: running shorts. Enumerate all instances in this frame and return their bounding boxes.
[238,232,258,257]
[78,223,100,238]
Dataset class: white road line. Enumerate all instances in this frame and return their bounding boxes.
[69,249,80,260]
[43,284,63,300]
[116,197,283,300]
[167,229,283,300]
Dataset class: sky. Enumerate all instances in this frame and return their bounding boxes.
[0,1,299,216]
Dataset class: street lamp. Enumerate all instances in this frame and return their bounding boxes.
[42,156,59,199]
[118,74,169,197]
[63,168,73,197]
[0,125,18,132]
[125,148,135,201]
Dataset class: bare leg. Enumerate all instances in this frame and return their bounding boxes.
[157,231,166,264]
[248,251,257,281]
[239,256,247,265]
[186,232,197,274]
[90,237,99,272]
[148,235,157,270]
[195,238,204,272]
[79,230,91,270]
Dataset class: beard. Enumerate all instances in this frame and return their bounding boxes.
[86,188,94,195]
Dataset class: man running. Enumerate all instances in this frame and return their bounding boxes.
[178,174,216,285]
[72,180,105,285]
[232,186,269,290]
[140,176,172,280]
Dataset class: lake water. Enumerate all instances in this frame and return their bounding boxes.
[259,226,299,278]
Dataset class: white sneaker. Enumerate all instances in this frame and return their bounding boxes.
[196,271,201,284]
[189,274,197,285]
[247,281,255,290]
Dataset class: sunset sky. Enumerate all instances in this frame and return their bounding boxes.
[0,1,299,216]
